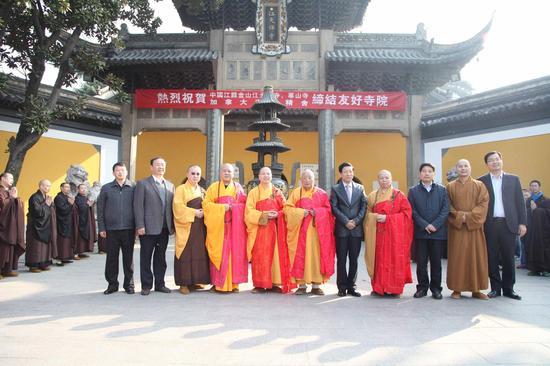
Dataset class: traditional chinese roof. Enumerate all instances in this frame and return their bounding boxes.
[251,86,286,112]
[421,75,550,139]
[104,29,216,91]
[0,76,122,135]
[173,0,369,32]
[327,21,491,94]
[246,139,291,152]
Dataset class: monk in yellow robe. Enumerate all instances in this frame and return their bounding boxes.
[446,159,490,300]
[284,169,335,295]
[173,165,210,295]
[203,163,248,293]
[245,167,293,293]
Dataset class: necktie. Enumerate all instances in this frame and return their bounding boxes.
[346,184,352,203]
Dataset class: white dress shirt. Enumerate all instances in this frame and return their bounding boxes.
[490,172,505,218]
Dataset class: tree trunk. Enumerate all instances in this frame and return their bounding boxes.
[4,57,46,185]
[4,27,82,185]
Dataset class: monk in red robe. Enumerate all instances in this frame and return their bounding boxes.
[284,169,335,295]
[0,172,25,279]
[73,184,97,259]
[203,163,248,293]
[364,170,413,297]
[245,167,293,293]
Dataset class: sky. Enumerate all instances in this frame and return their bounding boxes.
[32,0,550,94]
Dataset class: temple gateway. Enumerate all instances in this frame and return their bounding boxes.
[104,0,489,191]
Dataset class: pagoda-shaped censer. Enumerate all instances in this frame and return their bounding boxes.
[246,85,290,196]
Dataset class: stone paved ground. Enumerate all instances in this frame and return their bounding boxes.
[1,239,550,366]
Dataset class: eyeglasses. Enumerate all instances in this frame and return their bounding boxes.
[190,172,200,176]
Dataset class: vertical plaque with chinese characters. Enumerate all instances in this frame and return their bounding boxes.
[252,0,290,57]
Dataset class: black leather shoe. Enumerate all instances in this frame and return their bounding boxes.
[103,287,118,295]
[347,289,361,297]
[413,289,427,298]
[503,290,521,300]
[431,291,443,300]
[125,288,135,295]
[337,290,347,297]
[487,290,501,298]
[141,289,151,296]
[155,286,171,293]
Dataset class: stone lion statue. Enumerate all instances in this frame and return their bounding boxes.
[446,167,459,183]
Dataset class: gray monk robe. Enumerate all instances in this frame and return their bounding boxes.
[26,191,57,269]
[74,194,97,255]
[54,192,76,261]
[0,186,25,274]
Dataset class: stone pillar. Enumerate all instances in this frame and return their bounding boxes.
[318,29,335,91]
[205,109,224,186]
[406,95,425,188]
[318,109,335,191]
[121,101,138,181]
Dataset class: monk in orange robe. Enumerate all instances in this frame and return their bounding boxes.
[245,167,293,293]
[446,159,490,300]
[0,172,25,279]
[284,169,335,295]
[173,165,210,295]
[203,163,248,293]
[364,170,413,297]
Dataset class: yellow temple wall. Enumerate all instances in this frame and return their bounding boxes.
[441,133,550,187]
[0,131,100,215]
[135,130,408,192]
[136,131,207,185]
[335,132,407,193]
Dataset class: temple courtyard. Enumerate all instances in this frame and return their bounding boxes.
[1,240,550,366]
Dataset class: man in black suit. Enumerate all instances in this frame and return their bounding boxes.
[478,151,527,300]
[134,157,175,296]
[330,162,367,297]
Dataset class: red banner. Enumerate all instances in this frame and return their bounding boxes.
[135,89,407,111]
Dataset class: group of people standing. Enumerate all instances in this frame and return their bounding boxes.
[1,150,547,301]
[0,173,102,280]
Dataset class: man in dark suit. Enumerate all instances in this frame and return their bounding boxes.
[330,162,367,297]
[134,157,175,295]
[478,151,527,300]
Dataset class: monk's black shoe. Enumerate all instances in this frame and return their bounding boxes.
[337,290,347,297]
[432,291,443,300]
[347,289,361,297]
[413,289,427,298]
[103,287,118,295]
[141,289,151,296]
[503,290,521,300]
[125,288,135,295]
[487,290,501,298]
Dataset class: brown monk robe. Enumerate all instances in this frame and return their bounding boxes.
[173,166,210,295]
[26,180,58,272]
[73,184,97,259]
[54,183,76,263]
[446,159,490,300]
[0,173,25,279]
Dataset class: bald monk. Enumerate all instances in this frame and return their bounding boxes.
[245,167,293,293]
[0,172,25,279]
[364,170,413,297]
[173,165,211,294]
[54,182,75,264]
[446,159,490,300]
[284,169,335,295]
[203,163,248,293]
[73,184,96,260]
[26,179,58,272]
